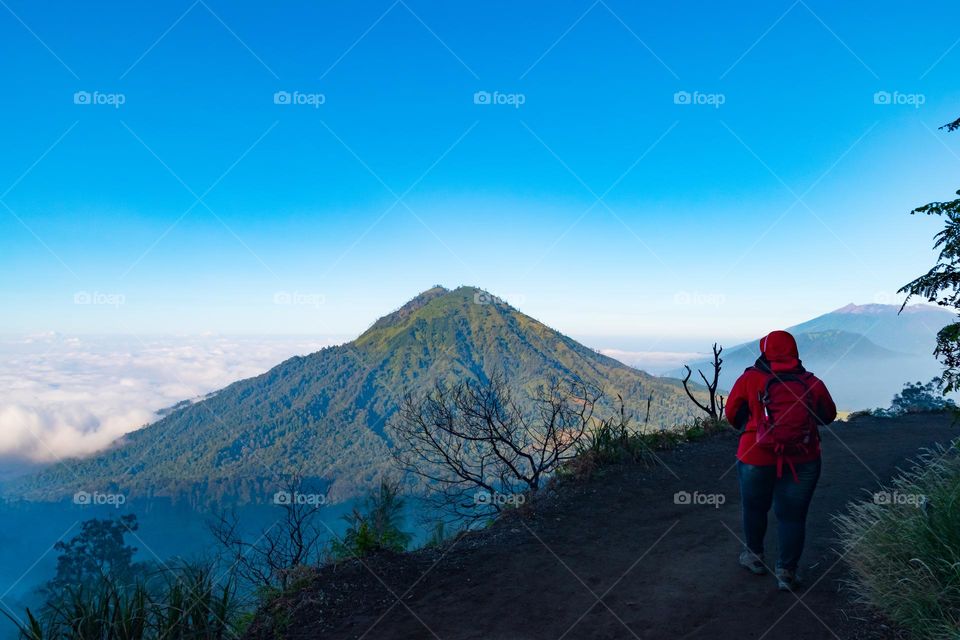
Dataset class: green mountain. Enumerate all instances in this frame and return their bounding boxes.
[11,286,706,504]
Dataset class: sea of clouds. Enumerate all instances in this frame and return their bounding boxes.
[0,334,341,467]
[0,333,706,471]
[599,349,706,374]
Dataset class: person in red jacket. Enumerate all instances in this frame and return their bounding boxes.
[724,330,837,591]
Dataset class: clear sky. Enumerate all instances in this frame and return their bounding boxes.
[2,0,958,345]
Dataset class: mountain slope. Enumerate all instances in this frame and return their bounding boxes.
[675,303,953,410]
[11,286,707,504]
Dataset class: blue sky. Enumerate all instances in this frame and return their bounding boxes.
[1,0,959,345]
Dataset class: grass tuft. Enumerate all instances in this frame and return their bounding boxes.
[835,441,960,639]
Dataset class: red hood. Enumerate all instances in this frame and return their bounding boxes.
[759,330,802,371]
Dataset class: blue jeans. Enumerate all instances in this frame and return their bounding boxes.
[736,458,821,571]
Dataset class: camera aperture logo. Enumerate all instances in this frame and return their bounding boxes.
[674,490,725,509]
[74,491,126,508]
[673,91,725,108]
[473,90,526,108]
[273,491,326,506]
[273,91,326,108]
[73,91,126,108]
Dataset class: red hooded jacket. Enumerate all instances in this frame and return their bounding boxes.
[724,330,837,467]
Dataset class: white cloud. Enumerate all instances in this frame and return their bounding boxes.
[600,349,706,374]
[0,335,341,463]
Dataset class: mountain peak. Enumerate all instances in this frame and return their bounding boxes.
[835,303,884,314]
[365,286,450,333]
[363,285,513,335]
[833,302,949,316]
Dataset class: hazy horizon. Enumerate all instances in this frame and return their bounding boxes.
[0,295,945,467]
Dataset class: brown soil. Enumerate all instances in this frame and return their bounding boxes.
[245,412,957,640]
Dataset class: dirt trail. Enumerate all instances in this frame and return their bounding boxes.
[248,413,957,640]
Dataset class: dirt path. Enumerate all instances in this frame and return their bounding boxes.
[248,413,957,640]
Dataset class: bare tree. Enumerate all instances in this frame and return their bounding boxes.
[210,475,326,595]
[682,343,725,422]
[389,374,600,521]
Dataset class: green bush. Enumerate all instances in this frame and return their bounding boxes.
[3,564,239,640]
[45,514,149,599]
[847,379,957,420]
[567,414,728,481]
[422,521,451,549]
[577,408,651,467]
[836,443,960,639]
[892,378,957,414]
[332,480,412,560]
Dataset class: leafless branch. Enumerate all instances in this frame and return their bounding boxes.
[682,343,724,422]
[209,474,326,595]
[388,373,601,522]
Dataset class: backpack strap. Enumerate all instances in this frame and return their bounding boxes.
[781,455,800,482]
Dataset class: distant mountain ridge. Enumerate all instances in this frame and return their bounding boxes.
[674,303,953,410]
[10,286,708,504]
[789,302,951,357]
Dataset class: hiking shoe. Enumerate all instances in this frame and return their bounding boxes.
[739,550,767,575]
[776,567,800,591]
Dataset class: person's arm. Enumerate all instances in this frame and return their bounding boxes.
[724,374,750,429]
[810,377,837,425]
